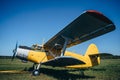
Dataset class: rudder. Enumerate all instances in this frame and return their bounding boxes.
[85,44,100,66]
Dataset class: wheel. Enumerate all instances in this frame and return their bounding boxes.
[32,70,40,76]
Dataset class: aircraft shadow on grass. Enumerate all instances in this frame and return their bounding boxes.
[28,67,95,80]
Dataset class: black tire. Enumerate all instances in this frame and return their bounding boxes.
[32,70,40,76]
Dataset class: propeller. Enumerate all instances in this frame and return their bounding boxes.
[11,42,18,61]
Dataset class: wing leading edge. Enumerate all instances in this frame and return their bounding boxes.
[44,10,115,56]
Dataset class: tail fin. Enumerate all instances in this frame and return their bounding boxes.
[85,44,100,66]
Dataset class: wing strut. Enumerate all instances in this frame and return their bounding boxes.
[60,36,70,56]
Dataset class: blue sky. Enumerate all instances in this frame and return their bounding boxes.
[0,0,120,56]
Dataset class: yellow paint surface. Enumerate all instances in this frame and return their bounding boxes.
[27,44,100,69]
[0,70,27,73]
[64,44,100,68]
[27,51,48,63]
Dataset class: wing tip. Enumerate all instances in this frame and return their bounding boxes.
[86,10,103,15]
[85,10,115,25]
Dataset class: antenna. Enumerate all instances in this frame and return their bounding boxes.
[41,38,45,47]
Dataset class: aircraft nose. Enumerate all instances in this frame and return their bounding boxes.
[16,48,30,60]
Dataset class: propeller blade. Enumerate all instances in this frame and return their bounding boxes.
[11,42,18,61]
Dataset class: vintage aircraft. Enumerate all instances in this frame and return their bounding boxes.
[12,10,115,76]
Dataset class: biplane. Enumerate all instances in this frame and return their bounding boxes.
[12,10,115,76]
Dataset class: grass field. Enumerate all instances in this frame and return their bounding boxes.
[0,58,120,80]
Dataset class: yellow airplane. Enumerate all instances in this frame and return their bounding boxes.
[12,10,115,76]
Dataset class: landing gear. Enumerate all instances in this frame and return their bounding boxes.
[32,63,41,76]
[32,69,40,76]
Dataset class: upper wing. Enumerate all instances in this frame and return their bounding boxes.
[44,10,115,56]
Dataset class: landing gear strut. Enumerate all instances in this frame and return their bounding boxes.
[32,63,41,76]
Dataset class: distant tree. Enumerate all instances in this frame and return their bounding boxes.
[100,53,120,59]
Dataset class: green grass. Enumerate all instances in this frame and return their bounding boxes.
[0,58,120,80]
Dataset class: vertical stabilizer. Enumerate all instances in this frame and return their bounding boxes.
[85,44,99,56]
[85,44,100,66]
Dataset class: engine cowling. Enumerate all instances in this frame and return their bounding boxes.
[14,47,48,64]
[16,48,29,60]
